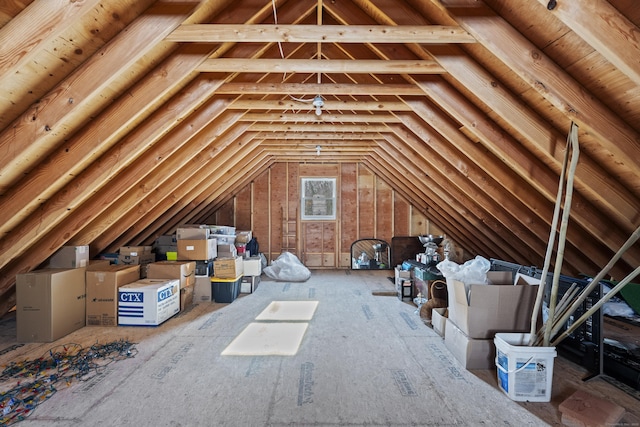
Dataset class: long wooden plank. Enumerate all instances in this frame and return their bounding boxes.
[0,1,198,194]
[0,80,230,270]
[166,24,476,43]
[217,83,423,95]
[228,100,413,111]
[248,123,389,132]
[0,45,214,237]
[239,112,401,123]
[535,0,640,86]
[437,0,640,181]
[198,58,446,73]
[0,0,104,78]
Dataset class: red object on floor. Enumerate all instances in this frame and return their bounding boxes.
[559,389,625,427]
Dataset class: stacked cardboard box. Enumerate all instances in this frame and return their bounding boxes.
[85,264,140,326]
[443,272,539,369]
[118,246,154,276]
[146,261,196,311]
[176,224,220,304]
[118,278,180,326]
[154,234,177,261]
[48,245,90,268]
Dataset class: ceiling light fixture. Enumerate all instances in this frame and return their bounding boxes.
[312,95,324,116]
[315,145,322,156]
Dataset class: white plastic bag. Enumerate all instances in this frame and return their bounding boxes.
[263,251,311,282]
[436,255,491,284]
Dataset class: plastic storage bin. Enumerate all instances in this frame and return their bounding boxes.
[494,333,557,402]
[211,275,242,303]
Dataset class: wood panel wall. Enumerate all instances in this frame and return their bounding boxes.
[211,162,449,267]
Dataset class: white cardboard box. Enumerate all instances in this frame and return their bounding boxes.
[240,275,260,293]
[118,279,180,326]
[243,256,262,276]
[444,319,495,370]
[432,307,447,338]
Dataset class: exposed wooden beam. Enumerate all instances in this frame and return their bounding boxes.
[0,0,106,80]
[239,112,401,123]
[197,58,446,73]
[228,99,413,111]
[217,82,423,95]
[166,24,476,43]
[0,1,198,195]
[248,123,390,132]
[534,0,640,86]
[254,131,384,140]
[437,0,640,182]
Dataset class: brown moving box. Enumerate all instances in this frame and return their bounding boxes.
[86,264,141,326]
[177,238,217,261]
[447,272,539,339]
[16,267,87,342]
[146,261,196,289]
[214,256,243,279]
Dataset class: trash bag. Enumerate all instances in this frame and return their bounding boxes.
[436,255,491,284]
[263,251,311,282]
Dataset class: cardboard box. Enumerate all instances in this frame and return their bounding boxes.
[217,243,237,259]
[49,245,90,268]
[446,271,539,339]
[211,276,241,303]
[240,275,260,293]
[394,266,411,288]
[177,238,217,261]
[117,253,155,276]
[118,279,180,326]
[432,307,447,338]
[176,227,211,240]
[194,275,213,302]
[86,265,141,326]
[146,261,196,289]
[16,268,86,342]
[155,234,176,246]
[214,256,243,279]
[444,320,495,370]
[242,256,262,276]
[119,246,152,256]
[180,284,194,311]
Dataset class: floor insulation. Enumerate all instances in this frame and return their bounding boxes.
[0,269,638,426]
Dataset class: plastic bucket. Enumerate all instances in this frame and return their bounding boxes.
[494,333,557,402]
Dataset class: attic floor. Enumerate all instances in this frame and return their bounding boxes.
[1,269,639,426]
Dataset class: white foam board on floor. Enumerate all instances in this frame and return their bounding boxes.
[221,322,309,356]
[255,300,319,321]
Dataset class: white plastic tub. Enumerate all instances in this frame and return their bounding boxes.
[494,333,557,402]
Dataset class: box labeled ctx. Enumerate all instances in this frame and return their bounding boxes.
[118,279,180,326]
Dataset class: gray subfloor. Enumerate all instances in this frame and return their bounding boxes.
[0,269,548,426]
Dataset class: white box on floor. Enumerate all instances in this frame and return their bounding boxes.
[432,307,447,338]
[444,320,495,370]
[241,275,260,293]
[118,279,180,326]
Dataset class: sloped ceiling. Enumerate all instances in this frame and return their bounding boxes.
[1,0,639,315]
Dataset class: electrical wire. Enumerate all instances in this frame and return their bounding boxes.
[0,340,137,426]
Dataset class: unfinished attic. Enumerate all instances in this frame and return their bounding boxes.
[1,0,640,425]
